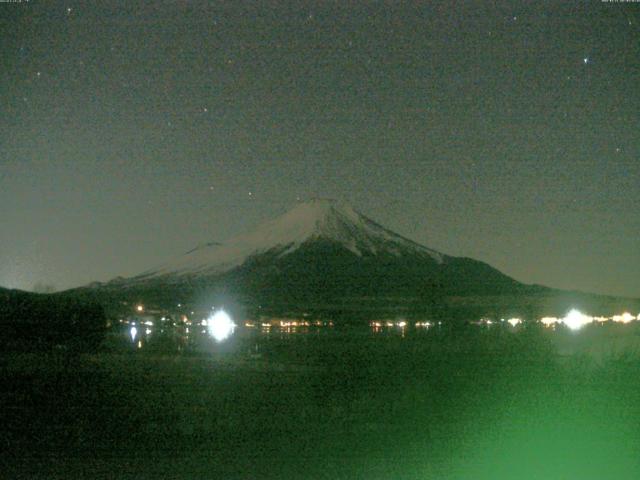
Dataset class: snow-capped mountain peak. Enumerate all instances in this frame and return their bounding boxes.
[136,199,443,280]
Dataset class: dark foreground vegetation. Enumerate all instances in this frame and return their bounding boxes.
[2,325,640,479]
[0,289,106,352]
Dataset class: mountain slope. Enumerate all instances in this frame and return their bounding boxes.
[82,199,640,318]
[135,199,444,280]
[94,199,530,314]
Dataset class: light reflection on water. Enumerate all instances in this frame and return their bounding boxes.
[110,318,640,363]
[116,320,342,355]
[116,324,405,359]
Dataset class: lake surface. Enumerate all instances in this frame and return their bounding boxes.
[110,317,640,364]
[3,321,640,479]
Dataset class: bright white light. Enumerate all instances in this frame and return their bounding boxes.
[207,309,236,342]
[562,309,593,331]
[397,321,407,328]
[130,326,138,341]
[507,318,522,327]
[145,328,152,335]
[136,305,144,312]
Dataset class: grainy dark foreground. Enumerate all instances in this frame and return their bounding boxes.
[2,327,640,479]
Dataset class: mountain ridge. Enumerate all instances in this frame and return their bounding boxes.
[131,198,445,282]
[74,199,640,319]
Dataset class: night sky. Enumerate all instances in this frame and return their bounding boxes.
[1,1,638,297]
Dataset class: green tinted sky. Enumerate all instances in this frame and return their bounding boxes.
[1,1,638,297]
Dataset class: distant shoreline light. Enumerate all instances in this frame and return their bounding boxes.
[539,310,638,330]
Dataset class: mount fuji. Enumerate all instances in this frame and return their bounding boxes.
[138,198,446,279]
[94,199,538,316]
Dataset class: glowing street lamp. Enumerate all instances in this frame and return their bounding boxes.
[562,309,592,331]
[540,317,559,327]
[507,318,522,327]
[207,309,236,342]
[612,312,634,324]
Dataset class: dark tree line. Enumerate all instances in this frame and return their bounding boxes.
[0,288,106,352]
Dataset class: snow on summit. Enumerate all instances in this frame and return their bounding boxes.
[138,199,444,279]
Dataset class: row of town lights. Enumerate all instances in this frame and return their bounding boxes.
[134,304,637,335]
[369,311,639,331]
[541,310,639,330]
